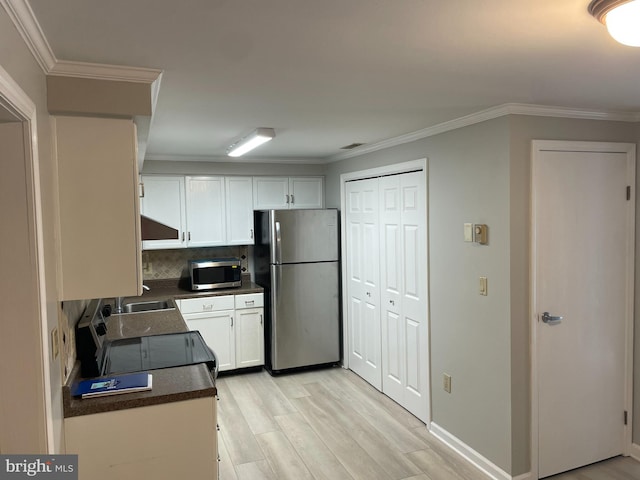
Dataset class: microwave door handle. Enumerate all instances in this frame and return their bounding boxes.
[275,221,282,265]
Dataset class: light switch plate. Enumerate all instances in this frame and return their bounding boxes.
[464,223,473,242]
[443,373,452,393]
[479,276,488,296]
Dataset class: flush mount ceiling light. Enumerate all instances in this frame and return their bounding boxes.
[589,0,640,46]
[226,128,275,157]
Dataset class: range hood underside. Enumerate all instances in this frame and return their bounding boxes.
[140,215,179,241]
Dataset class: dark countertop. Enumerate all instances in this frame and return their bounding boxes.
[63,276,264,418]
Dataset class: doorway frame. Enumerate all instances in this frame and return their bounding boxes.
[0,63,51,451]
[530,140,636,479]
[339,158,430,425]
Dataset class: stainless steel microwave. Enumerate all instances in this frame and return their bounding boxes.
[189,258,242,291]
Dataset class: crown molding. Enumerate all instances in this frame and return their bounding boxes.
[1,0,56,73]
[49,60,163,83]
[327,103,640,162]
[144,153,327,165]
[2,0,162,83]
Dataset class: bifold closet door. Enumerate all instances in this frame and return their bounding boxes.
[346,178,382,390]
[379,171,428,422]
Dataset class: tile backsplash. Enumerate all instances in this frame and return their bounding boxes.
[142,246,249,280]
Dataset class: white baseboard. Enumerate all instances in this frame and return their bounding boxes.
[630,442,640,462]
[430,422,532,480]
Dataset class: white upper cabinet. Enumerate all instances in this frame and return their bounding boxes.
[289,177,325,209]
[55,116,142,300]
[140,175,186,250]
[225,176,255,245]
[252,177,289,209]
[186,176,226,247]
[141,174,254,249]
[253,176,324,210]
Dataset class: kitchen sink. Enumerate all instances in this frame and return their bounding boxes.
[122,299,175,314]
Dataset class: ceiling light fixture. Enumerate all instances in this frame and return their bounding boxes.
[589,0,640,46]
[227,128,275,157]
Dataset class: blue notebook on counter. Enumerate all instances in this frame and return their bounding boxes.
[72,372,153,398]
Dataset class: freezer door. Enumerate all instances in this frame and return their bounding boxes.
[270,262,340,370]
[270,209,339,264]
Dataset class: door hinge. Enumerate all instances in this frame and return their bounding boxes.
[624,410,628,425]
[626,186,631,201]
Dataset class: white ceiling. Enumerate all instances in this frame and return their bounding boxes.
[26,0,640,162]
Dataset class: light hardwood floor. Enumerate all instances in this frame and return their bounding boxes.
[216,367,640,480]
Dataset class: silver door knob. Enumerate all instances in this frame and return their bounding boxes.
[541,312,563,325]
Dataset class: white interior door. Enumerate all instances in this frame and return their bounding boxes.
[533,142,634,478]
[379,172,428,422]
[346,178,382,390]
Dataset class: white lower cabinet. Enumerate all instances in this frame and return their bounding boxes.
[180,293,264,372]
[65,397,217,480]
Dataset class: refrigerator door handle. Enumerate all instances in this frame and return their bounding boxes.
[275,221,282,264]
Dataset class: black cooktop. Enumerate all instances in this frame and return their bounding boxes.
[76,299,217,378]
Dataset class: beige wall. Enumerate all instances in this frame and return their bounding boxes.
[0,8,62,452]
[326,114,640,476]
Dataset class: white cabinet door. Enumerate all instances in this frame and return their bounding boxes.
[184,310,235,371]
[141,175,186,250]
[253,177,289,209]
[346,178,382,390]
[289,177,324,209]
[225,176,254,245]
[186,176,226,247]
[55,116,142,300]
[379,172,428,422]
[235,307,264,368]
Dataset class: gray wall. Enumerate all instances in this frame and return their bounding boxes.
[325,114,640,476]
[327,117,516,473]
[142,159,327,177]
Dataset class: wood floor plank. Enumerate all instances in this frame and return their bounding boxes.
[217,427,239,480]
[407,448,471,480]
[401,475,433,480]
[270,372,312,399]
[217,377,265,465]
[292,395,391,480]
[275,412,354,480]
[317,369,428,453]
[247,371,298,417]
[341,368,426,430]
[255,430,315,480]
[410,427,491,480]
[234,460,277,480]
[224,373,280,435]
[304,381,422,479]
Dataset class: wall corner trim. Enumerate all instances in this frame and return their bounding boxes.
[429,422,515,480]
[0,0,56,73]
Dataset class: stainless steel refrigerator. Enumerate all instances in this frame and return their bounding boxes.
[254,209,340,373]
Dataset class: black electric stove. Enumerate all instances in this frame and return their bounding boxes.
[76,299,217,379]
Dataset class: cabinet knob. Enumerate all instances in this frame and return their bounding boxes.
[291,194,295,204]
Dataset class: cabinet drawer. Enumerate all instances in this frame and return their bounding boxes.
[179,295,234,314]
[235,293,264,310]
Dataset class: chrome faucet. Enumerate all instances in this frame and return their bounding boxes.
[114,285,149,314]
[114,296,125,314]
